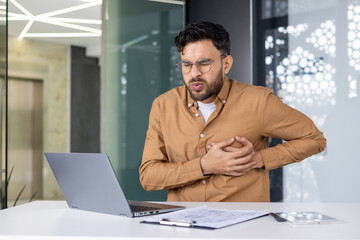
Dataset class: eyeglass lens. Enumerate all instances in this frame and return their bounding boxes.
[178,55,224,74]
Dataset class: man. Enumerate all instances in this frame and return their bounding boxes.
[139,22,326,202]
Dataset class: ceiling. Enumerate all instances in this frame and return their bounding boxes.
[1,0,185,57]
[4,0,102,57]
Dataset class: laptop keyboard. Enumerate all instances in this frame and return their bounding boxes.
[130,205,160,212]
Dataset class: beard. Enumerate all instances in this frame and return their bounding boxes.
[184,69,224,102]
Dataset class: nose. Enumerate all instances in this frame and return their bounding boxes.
[189,64,201,79]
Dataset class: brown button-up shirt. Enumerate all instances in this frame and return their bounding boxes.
[139,77,326,202]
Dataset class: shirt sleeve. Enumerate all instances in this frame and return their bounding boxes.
[139,98,207,191]
[259,89,327,171]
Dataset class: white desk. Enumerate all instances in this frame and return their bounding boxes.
[0,201,359,239]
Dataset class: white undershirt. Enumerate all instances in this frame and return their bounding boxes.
[197,101,217,124]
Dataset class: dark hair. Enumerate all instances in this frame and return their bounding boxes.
[174,22,231,55]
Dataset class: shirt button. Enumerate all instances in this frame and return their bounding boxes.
[200,133,204,138]
[195,113,199,117]
[223,100,226,104]
[202,180,206,184]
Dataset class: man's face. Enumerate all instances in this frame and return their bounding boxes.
[181,40,226,103]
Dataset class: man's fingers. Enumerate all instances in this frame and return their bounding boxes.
[220,136,255,156]
[209,137,254,153]
[235,136,253,148]
[202,137,257,176]
[229,148,255,160]
[212,137,235,149]
[224,152,256,172]
[225,171,246,177]
[222,146,238,152]
[231,160,257,173]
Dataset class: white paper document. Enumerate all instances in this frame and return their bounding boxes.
[142,206,268,229]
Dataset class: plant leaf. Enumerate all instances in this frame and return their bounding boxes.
[29,192,37,202]
[13,185,26,207]
[7,166,15,185]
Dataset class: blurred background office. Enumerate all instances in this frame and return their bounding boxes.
[0,0,358,208]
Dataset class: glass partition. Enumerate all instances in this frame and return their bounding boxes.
[283,0,359,202]
[255,0,360,202]
[102,0,184,201]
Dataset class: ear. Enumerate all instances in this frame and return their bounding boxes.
[223,55,233,74]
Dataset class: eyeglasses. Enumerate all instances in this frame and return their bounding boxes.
[177,54,226,74]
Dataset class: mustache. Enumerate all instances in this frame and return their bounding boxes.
[189,78,206,84]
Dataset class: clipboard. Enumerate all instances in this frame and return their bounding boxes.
[141,206,268,229]
[159,218,197,228]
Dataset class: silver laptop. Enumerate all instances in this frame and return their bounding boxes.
[44,152,185,217]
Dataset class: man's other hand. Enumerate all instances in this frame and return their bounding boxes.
[200,136,264,176]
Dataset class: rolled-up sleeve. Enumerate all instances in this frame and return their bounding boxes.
[259,89,327,171]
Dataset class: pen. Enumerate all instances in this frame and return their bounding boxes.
[160,218,196,227]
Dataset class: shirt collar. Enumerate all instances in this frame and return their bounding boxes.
[186,76,231,108]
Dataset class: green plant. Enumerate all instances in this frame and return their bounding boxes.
[0,166,37,209]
